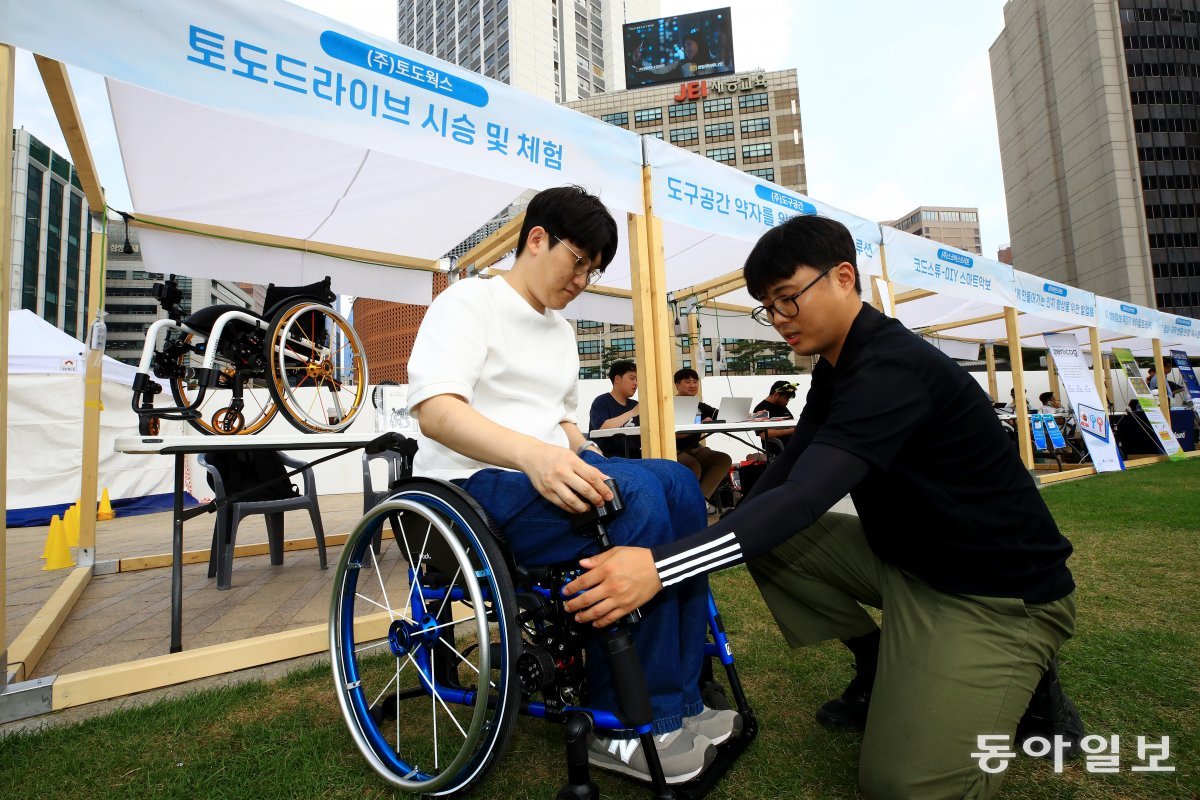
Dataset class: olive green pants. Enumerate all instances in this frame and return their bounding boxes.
[747,512,1076,800]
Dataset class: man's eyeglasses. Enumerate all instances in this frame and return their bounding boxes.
[750,264,837,326]
[555,236,604,286]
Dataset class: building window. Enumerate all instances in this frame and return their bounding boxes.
[922,210,938,222]
[740,117,771,137]
[962,211,978,222]
[704,121,734,142]
[669,102,697,120]
[634,107,662,126]
[21,164,43,312]
[578,339,603,355]
[939,210,961,222]
[741,142,773,163]
[707,146,736,164]
[601,111,629,127]
[746,167,775,182]
[738,91,769,111]
[610,337,635,355]
[577,320,603,331]
[579,366,603,379]
[702,97,732,117]
[670,126,699,145]
[650,130,663,139]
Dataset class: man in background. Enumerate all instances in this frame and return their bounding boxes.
[674,368,732,513]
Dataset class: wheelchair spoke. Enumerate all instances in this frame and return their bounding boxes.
[423,616,477,634]
[397,516,429,620]
[367,541,403,622]
[354,637,399,654]
[436,636,497,690]
[434,566,462,620]
[369,664,404,711]
[353,592,410,622]
[430,650,438,770]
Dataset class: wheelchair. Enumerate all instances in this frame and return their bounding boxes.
[131,275,368,436]
[330,459,757,799]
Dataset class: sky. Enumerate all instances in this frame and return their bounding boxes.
[12,0,1013,256]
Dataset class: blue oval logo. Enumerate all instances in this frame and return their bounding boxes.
[1044,283,1068,297]
[320,31,491,108]
[753,185,816,215]
[937,248,973,268]
[1120,303,1138,315]
[1178,317,1193,327]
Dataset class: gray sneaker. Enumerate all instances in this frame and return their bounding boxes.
[588,728,715,785]
[683,706,743,745]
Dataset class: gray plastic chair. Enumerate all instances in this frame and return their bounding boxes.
[197,451,327,590]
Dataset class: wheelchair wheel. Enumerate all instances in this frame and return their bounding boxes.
[168,333,278,435]
[331,480,520,796]
[265,303,368,433]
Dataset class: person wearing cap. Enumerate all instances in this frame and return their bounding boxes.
[753,380,798,448]
[561,215,1080,800]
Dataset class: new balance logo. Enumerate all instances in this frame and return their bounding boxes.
[607,737,640,764]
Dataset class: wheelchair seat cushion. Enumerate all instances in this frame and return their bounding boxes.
[183,304,264,336]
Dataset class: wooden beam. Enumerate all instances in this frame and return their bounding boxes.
[116,533,350,573]
[1152,339,1172,425]
[627,210,665,459]
[985,342,998,402]
[130,214,441,272]
[5,568,91,684]
[1005,307,1034,468]
[918,311,1006,335]
[1046,345,1059,402]
[706,300,754,314]
[673,267,745,302]
[77,228,106,564]
[33,56,104,212]
[0,44,15,688]
[457,211,525,272]
[1088,326,1108,409]
[894,288,936,304]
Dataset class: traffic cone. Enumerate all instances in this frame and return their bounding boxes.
[97,488,116,521]
[43,516,74,570]
[65,504,80,547]
[42,514,62,559]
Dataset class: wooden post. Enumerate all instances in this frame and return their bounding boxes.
[77,225,107,564]
[985,342,998,402]
[1004,307,1034,468]
[687,309,702,399]
[0,44,15,688]
[1152,339,1172,425]
[1045,347,1059,403]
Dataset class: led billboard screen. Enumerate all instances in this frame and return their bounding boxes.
[622,7,735,89]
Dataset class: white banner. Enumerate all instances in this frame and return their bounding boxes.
[1159,313,1200,348]
[1096,296,1162,339]
[1111,348,1182,458]
[1014,271,1098,327]
[645,137,885,276]
[881,226,1016,307]
[0,0,644,211]
[1044,333,1123,472]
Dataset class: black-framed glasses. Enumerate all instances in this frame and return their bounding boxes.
[554,236,604,286]
[750,265,837,326]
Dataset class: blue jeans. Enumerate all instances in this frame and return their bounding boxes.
[460,453,709,735]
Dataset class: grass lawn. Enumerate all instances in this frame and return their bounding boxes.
[1,460,1197,799]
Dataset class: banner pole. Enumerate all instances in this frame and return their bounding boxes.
[1152,339,1171,423]
[1089,326,1108,409]
[1004,307,1034,468]
[0,44,16,690]
[985,342,998,402]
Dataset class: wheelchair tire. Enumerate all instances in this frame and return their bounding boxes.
[264,303,368,433]
[168,332,278,435]
[331,479,520,797]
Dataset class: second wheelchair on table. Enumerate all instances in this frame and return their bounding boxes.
[330,445,757,799]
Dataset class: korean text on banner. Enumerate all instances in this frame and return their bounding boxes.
[1170,350,1200,422]
[1013,272,1097,328]
[1111,348,1183,459]
[644,137,885,276]
[1096,297,1162,340]
[0,0,644,210]
[1044,333,1123,472]
[882,226,1016,307]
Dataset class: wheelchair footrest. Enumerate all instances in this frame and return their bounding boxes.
[669,714,758,800]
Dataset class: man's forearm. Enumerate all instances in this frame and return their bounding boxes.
[414,394,546,470]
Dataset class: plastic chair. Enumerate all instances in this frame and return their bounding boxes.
[197,451,327,590]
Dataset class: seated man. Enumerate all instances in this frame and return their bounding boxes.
[589,359,642,458]
[407,186,736,784]
[673,368,733,513]
[1146,365,1183,397]
[1003,388,1035,414]
[1038,391,1063,414]
[754,380,797,451]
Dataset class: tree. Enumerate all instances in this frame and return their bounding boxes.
[722,340,795,375]
[600,344,633,376]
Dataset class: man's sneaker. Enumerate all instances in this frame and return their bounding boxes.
[705,501,719,516]
[815,666,873,731]
[1016,658,1085,759]
[683,706,743,745]
[588,729,715,785]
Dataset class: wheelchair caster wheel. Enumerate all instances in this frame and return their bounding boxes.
[211,408,246,435]
[138,416,161,436]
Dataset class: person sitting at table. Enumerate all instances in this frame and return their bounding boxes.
[674,368,733,514]
[754,380,797,452]
[1003,388,1035,414]
[1146,365,1183,398]
[589,359,642,458]
[1038,392,1064,414]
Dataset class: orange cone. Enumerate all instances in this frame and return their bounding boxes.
[43,516,74,570]
[97,488,116,521]
[65,504,80,547]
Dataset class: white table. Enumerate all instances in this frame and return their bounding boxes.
[589,419,796,457]
[115,432,382,652]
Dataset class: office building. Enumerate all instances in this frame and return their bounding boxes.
[991,0,1200,317]
[886,205,982,255]
[399,0,660,102]
[9,128,91,340]
[568,68,806,191]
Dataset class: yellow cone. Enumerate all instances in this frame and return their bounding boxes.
[65,504,80,547]
[42,514,63,559]
[97,487,116,521]
[43,515,74,570]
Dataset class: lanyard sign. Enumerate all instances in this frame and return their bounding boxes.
[1111,348,1183,459]
[1044,333,1123,472]
[1031,415,1068,451]
[1170,350,1200,422]
[1031,415,1048,451]
[645,137,885,276]
[882,226,1016,307]
[1043,415,1068,449]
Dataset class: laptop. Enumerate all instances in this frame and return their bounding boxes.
[673,395,701,423]
[717,396,754,422]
